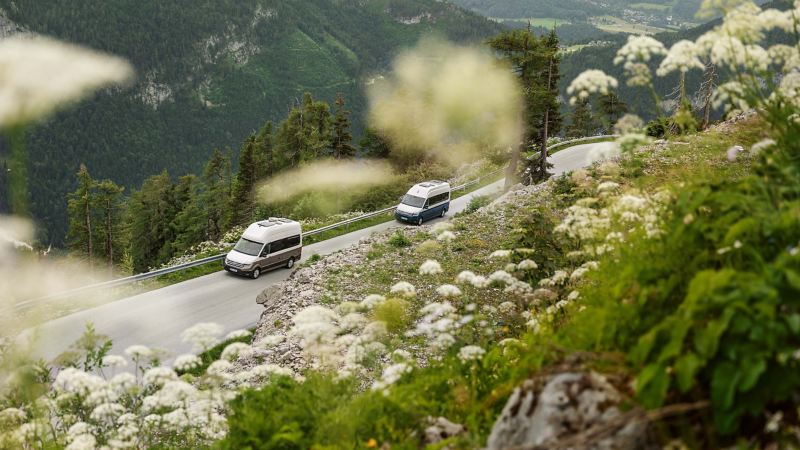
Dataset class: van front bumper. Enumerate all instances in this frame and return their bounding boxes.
[395,211,419,222]
[223,260,254,276]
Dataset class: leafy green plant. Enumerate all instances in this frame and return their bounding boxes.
[387,231,412,248]
[465,195,491,214]
[372,298,412,334]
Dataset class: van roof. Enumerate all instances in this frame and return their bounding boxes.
[408,180,450,196]
[242,217,301,242]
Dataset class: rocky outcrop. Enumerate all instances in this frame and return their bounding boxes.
[486,372,647,450]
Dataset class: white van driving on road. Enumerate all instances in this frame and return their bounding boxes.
[394,180,451,225]
[223,218,302,279]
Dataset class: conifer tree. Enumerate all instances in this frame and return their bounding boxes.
[331,93,357,159]
[255,121,274,179]
[598,92,629,128]
[0,160,9,214]
[66,165,97,267]
[359,127,392,159]
[229,136,258,227]
[274,93,332,168]
[126,170,178,273]
[566,100,598,138]
[202,149,232,241]
[94,179,124,274]
[171,174,206,255]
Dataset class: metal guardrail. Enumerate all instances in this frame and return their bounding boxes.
[531,135,619,159]
[15,168,506,310]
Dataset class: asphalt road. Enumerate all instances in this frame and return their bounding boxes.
[27,141,616,362]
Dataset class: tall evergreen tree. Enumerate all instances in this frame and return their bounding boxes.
[598,92,629,128]
[202,149,232,241]
[229,136,259,227]
[331,93,357,159]
[566,100,598,138]
[66,165,97,267]
[532,27,562,181]
[274,93,332,168]
[94,179,124,274]
[0,160,9,214]
[359,127,392,159]
[126,170,178,273]
[254,121,275,179]
[171,174,206,255]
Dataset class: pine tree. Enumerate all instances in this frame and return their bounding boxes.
[566,100,598,138]
[0,160,9,214]
[532,27,562,182]
[126,170,178,273]
[66,164,97,267]
[331,93,357,159]
[94,179,124,274]
[598,93,628,128]
[359,127,392,159]
[229,136,259,227]
[202,149,232,241]
[254,121,274,179]
[274,93,332,168]
[171,174,206,255]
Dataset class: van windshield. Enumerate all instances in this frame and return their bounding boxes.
[401,194,426,208]
[233,238,263,256]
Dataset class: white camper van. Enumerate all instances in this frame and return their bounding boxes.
[394,180,451,226]
[223,218,302,279]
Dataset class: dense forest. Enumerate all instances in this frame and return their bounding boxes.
[0,0,501,246]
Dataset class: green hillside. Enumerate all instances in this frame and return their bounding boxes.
[0,0,501,245]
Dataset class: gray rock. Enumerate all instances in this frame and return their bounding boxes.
[424,417,466,446]
[256,284,282,305]
[486,372,646,450]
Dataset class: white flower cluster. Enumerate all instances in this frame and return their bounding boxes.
[657,40,705,76]
[566,70,619,105]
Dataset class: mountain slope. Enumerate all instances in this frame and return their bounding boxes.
[0,0,502,244]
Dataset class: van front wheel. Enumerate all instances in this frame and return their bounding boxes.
[286,257,295,269]
[440,208,446,217]
[252,268,261,279]
[417,217,423,226]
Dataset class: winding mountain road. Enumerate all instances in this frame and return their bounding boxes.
[28,141,616,362]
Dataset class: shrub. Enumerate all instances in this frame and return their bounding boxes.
[415,239,443,256]
[372,298,412,334]
[465,195,491,214]
[646,119,667,138]
[387,231,412,248]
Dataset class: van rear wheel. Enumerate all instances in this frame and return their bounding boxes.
[286,257,295,269]
[252,268,261,279]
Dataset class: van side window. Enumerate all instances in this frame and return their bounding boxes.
[259,244,270,257]
[428,192,450,206]
[269,235,301,254]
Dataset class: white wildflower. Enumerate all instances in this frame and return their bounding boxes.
[614,35,667,65]
[419,259,443,275]
[181,322,224,352]
[371,363,412,392]
[123,345,152,360]
[458,345,486,362]
[455,270,476,284]
[489,249,511,259]
[567,290,581,301]
[207,360,233,377]
[101,355,128,369]
[517,259,538,270]
[340,313,368,331]
[65,433,97,450]
[437,230,456,242]
[489,270,515,285]
[469,275,490,288]
[224,329,252,340]
[498,301,516,314]
[567,69,618,104]
[173,354,202,372]
[0,36,133,127]
[505,280,533,296]
[430,333,456,352]
[430,221,454,234]
[570,267,589,280]
[220,342,252,361]
[390,281,416,297]
[436,284,462,297]
[613,114,645,135]
[89,403,125,422]
[597,181,620,193]
[657,40,705,76]
[527,317,541,333]
[751,139,776,155]
[360,294,386,309]
[143,367,177,387]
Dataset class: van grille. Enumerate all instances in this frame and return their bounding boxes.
[226,259,246,269]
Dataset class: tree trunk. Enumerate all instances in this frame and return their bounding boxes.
[701,64,716,130]
[538,56,555,177]
[505,145,521,190]
[106,202,113,275]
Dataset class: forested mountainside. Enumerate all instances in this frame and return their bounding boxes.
[0,0,501,245]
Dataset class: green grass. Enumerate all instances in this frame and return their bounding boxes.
[590,15,670,35]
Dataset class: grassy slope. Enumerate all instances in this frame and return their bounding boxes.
[222,117,767,447]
